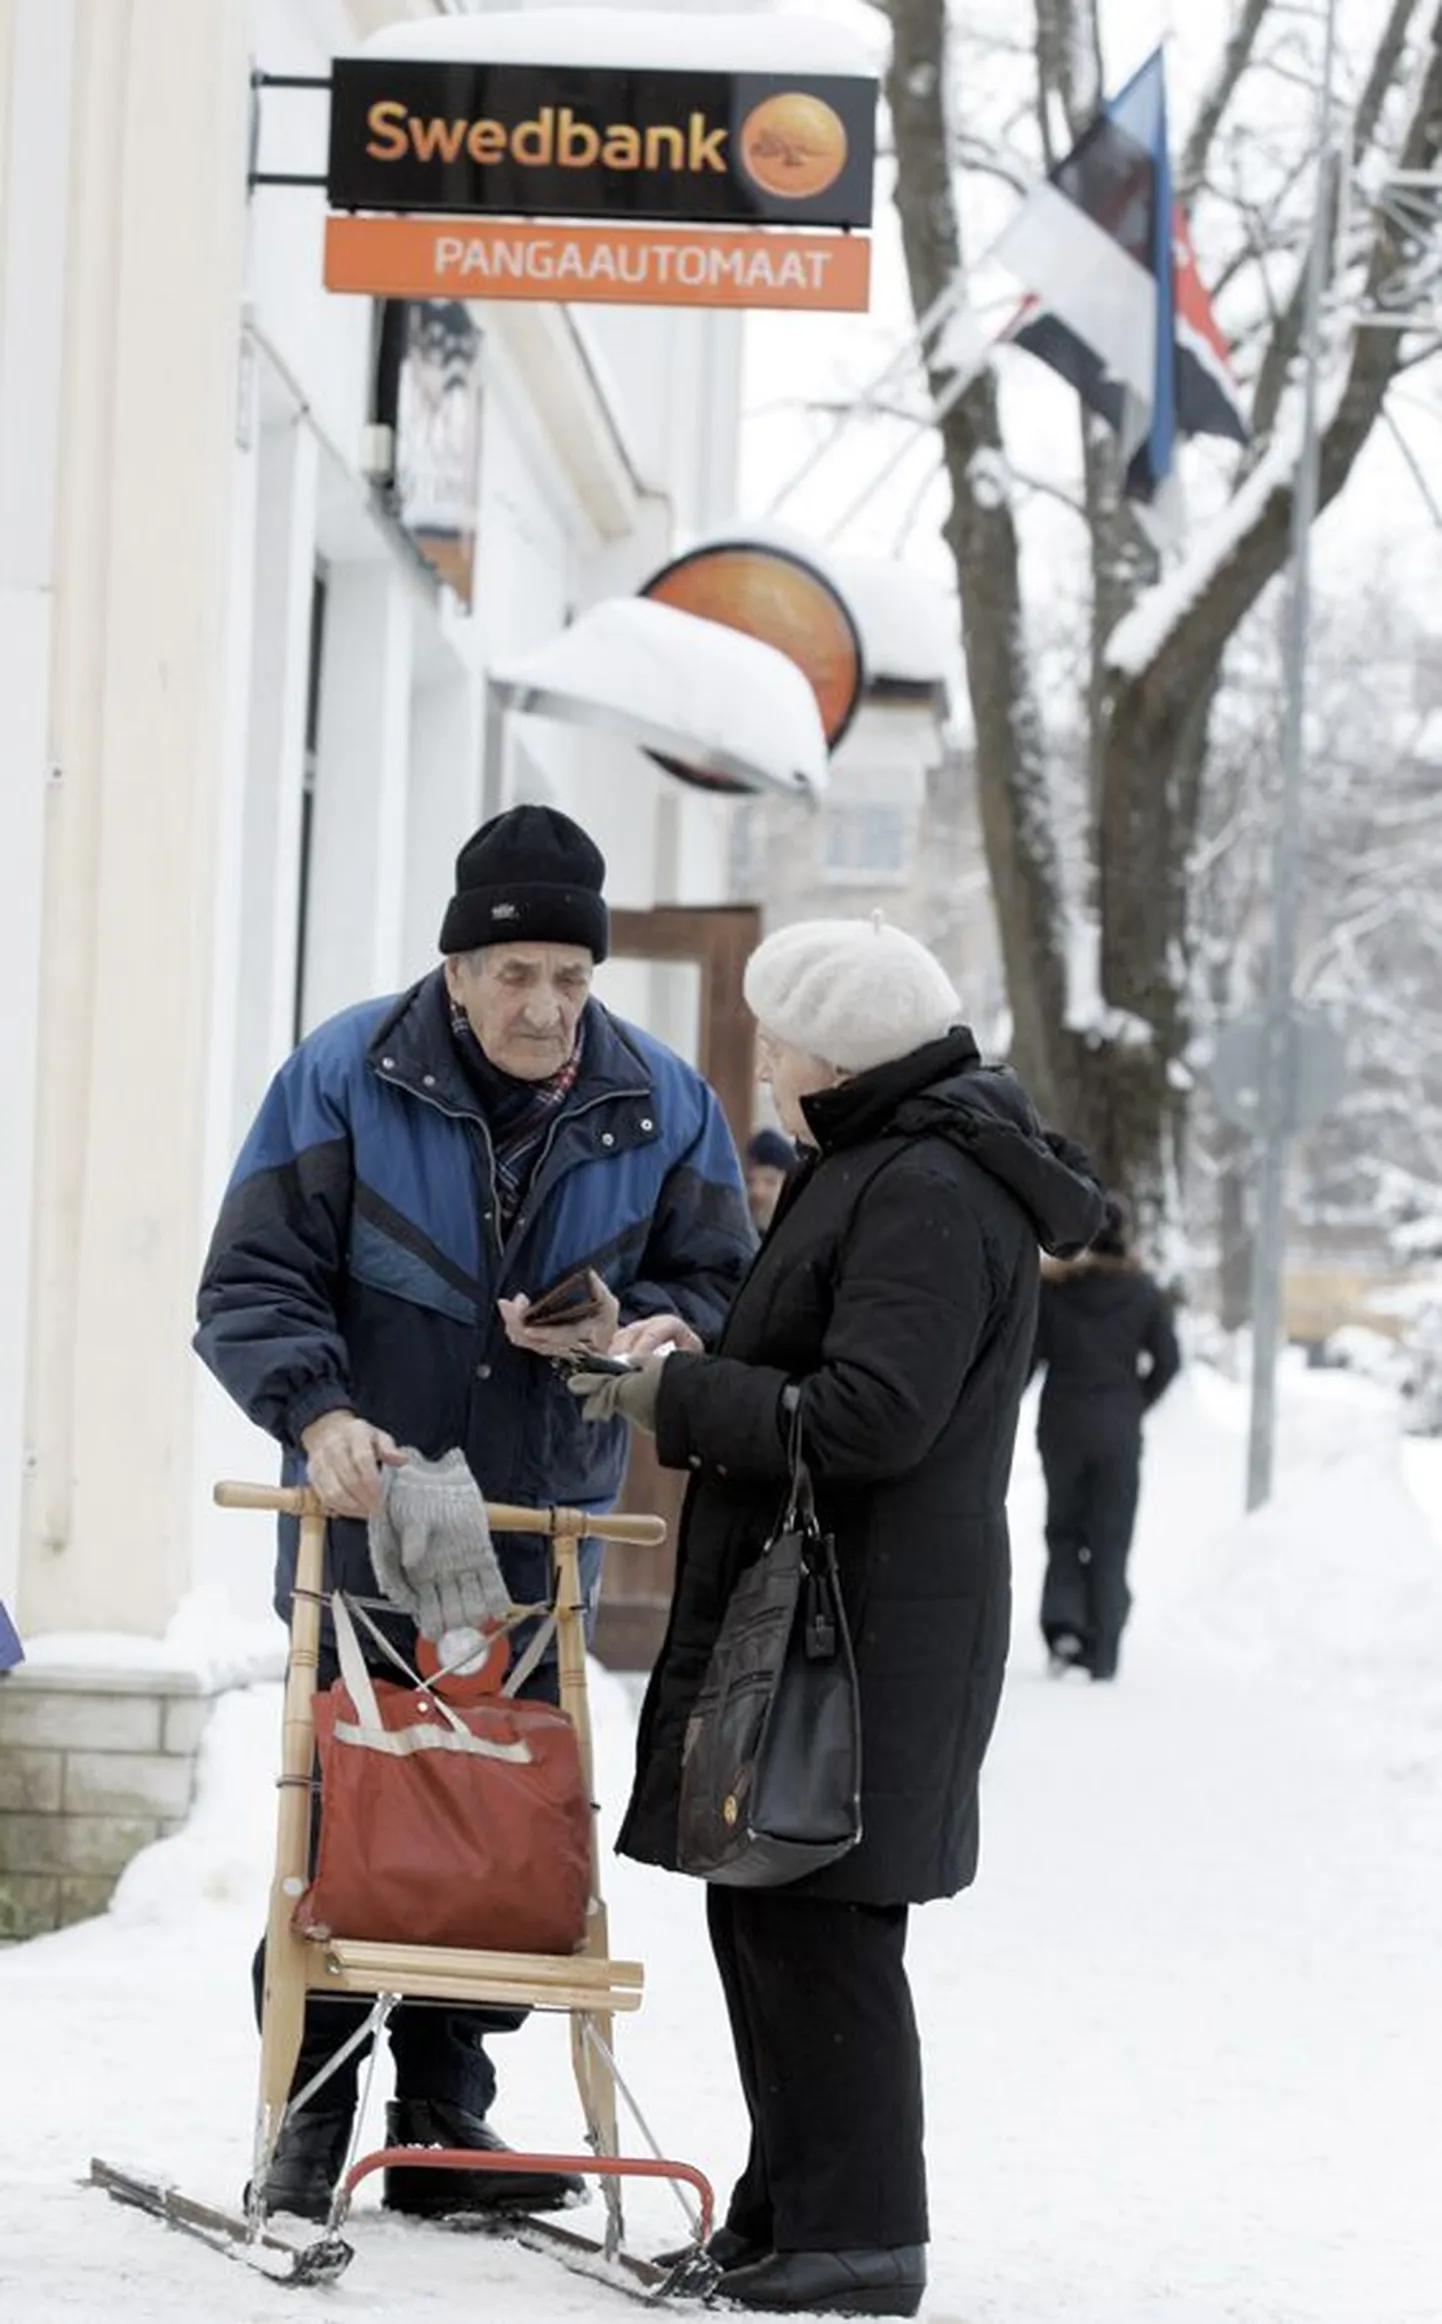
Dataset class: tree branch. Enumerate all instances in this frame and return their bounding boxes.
[1178,0,1273,205]
[1107,1,1442,692]
[1033,0,1103,143]
[1251,0,1424,440]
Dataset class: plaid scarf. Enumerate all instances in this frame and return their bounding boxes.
[451,1013,585,1235]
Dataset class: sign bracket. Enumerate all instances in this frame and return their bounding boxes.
[248,68,331,193]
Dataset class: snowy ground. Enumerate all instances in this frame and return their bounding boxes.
[2,1357,1440,2324]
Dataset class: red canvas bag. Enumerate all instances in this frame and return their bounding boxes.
[294,1597,592,1956]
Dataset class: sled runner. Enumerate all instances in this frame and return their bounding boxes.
[92,1480,717,2302]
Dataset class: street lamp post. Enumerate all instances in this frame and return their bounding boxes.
[1244,0,1342,1512]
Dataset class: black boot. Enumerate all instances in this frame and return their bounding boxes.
[382,2097,585,2217]
[653,2223,767,2273]
[720,2244,928,2317]
[247,2105,354,2223]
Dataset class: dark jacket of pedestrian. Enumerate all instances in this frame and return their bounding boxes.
[619,1029,1104,1908]
[1030,1203,1180,1681]
[1032,1250,1180,1455]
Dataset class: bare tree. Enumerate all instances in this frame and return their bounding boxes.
[1188,585,1442,1317]
[880,0,1442,1248]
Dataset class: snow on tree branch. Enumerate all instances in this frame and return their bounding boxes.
[1102,369,1348,680]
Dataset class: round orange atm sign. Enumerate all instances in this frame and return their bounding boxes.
[641,541,863,788]
[739,94,850,201]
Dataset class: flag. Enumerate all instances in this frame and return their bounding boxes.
[992,51,1246,527]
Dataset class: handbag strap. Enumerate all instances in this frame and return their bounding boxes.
[781,1385,820,1536]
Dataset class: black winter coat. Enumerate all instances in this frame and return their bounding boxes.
[617,1031,1103,1907]
[1032,1256,1181,1457]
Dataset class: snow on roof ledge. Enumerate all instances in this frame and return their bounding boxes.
[825,549,956,690]
[355,8,876,79]
[490,597,829,801]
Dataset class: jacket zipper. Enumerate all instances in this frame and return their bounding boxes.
[379,1068,649,1285]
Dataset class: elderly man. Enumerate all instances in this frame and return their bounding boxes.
[196,803,752,2223]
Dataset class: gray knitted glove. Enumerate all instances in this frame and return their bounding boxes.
[565,1356,665,1433]
[367,1449,510,1642]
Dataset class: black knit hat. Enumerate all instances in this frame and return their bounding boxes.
[438,805,609,961]
[747,1128,796,1173]
[1090,1193,1132,1259]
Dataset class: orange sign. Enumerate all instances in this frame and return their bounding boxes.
[643,544,862,745]
[324,213,871,312]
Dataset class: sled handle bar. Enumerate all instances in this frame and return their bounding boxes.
[214,1480,667,1547]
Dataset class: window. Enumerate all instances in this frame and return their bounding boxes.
[823,805,909,884]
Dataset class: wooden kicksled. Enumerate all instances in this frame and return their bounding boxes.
[91,1481,716,2302]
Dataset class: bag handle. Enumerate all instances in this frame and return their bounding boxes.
[337,1594,561,1726]
[331,1594,397,1734]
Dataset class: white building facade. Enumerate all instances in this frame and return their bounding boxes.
[0,0,755,1648]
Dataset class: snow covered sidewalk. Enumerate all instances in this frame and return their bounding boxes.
[1,1362,1439,2323]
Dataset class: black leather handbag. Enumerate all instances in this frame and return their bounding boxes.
[676,1404,862,1887]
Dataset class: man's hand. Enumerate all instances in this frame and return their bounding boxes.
[609,1313,704,1360]
[498,1271,620,1357]
[301,1410,405,1517]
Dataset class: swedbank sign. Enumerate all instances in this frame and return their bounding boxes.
[328,59,875,227]
[324,55,876,314]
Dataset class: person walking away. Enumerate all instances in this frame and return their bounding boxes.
[744,1125,797,1233]
[1031,1194,1180,1681]
[194,804,754,2223]
[566,914,1103,2317]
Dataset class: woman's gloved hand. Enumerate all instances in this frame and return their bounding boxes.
[565,1354,667,1433]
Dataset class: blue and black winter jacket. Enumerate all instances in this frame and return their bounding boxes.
[195,970,754,1625]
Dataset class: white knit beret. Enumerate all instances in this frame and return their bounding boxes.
[744,913,962,1075]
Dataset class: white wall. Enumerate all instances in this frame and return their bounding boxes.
[23,0,252,1636]
[16,0,754,1638]
[0,0,73,1612]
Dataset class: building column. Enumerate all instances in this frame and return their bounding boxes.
[304,560,414,1028]
[22,0,249,1636]
[231,412,320,1136]
[405,673,481,979]
[0,0,74,1611]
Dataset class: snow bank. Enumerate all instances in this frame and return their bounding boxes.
[356,7,876,79]
[20,1585,286,1692]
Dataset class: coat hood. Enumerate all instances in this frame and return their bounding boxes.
[1041,1250,1141,1283]
[801,1029,1105,1258]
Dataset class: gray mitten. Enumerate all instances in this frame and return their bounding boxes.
[367,1449,510,1642]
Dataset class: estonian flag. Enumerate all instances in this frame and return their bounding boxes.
[992,50,1247,531]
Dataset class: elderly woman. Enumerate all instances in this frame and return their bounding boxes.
[571,917,1101,2319]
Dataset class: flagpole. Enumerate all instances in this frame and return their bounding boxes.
[1244,0,1341,1512]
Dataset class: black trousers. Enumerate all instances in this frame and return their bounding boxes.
[706,1885,927,2254]
[251,1641,556,2120]
[1039,1435,1141,1680]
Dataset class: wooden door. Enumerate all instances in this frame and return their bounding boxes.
[593,905,760,1670]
